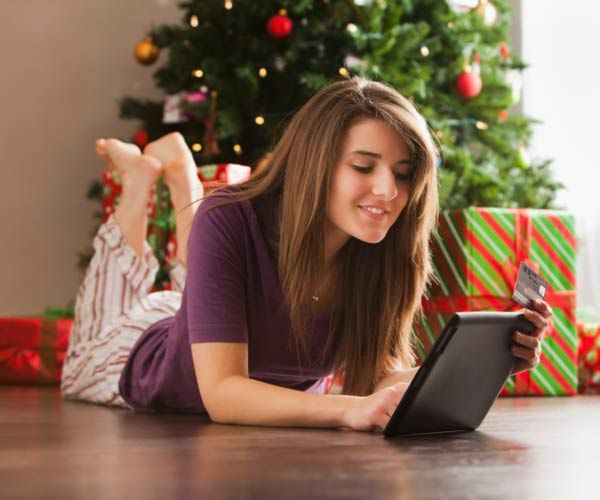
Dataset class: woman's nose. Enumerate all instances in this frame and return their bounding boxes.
[370,168,398,200]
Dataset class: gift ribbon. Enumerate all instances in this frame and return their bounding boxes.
[497,209,538,288]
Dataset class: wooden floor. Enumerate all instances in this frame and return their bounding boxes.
[1,387,599,499]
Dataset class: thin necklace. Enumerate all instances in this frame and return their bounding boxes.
[312,265,335,302]
[312,274,324,302]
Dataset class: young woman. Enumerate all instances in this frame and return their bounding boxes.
[61,77,551,431]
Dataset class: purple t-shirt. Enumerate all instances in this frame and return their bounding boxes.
[119,188,336,412]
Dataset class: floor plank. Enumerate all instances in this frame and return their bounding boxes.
[0,387,598,499]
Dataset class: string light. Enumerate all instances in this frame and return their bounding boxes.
[420,46,430,57]
[191,143,202,152]
[258,67,267,78]
[190,15,199,27]
[192,69,204,78]
[233,144,242,155]
[255,116,265,125]
[339,67,349,77]
[475,121,488,130]
[346,23,358,33]
[224,0,233,9]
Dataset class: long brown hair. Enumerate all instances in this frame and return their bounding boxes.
[195,77,439,395]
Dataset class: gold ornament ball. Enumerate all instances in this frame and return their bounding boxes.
[475,0,498,26]
[134,37,159,65]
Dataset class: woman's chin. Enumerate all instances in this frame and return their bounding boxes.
[353,230,388,244]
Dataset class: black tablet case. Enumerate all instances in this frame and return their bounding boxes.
[384,311,535,437]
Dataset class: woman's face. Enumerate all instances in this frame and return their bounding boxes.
[326,118,412,256]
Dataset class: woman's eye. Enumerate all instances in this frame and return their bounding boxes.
[352,164,411,182]
[394,172,412,182]
[351,164,371,173]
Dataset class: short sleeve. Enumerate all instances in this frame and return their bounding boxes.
[185,195,249,344]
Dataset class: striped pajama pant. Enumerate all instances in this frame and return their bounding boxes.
[60,215,185,408]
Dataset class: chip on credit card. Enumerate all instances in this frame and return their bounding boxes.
[512,261,547,309]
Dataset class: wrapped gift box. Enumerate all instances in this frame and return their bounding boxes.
[577,322,600,394]
[0,317,73,384]
[414,207,577,396]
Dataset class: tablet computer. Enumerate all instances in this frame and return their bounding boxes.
[384,311,535,438]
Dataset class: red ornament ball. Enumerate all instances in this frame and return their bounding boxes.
[267,12,293,39]
[133,130,149,148]
[500,43,509,60]
[456,69,483,99]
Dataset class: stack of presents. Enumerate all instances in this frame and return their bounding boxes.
[1,167,599,395]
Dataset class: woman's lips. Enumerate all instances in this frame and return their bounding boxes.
[359,205,388,221]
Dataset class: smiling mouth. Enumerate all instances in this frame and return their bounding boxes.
[359,205,389,215]
[359,206,389,220]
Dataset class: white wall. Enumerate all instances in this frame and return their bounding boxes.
[0,0,180,314]
[521,0,600,315]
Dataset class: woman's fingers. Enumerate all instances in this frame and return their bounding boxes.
[513,330,541,350]
[373,383,408,432]
[385,398,399,418]
[511,302,550,375]
[532,299,553,318]
[521,308,548,332]
[373,414,389,433]
[512,345,539,363]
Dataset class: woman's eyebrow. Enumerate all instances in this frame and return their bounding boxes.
[350,149,411,165]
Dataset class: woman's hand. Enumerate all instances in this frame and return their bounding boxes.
[511,299,553,375]
[341,381,410,432]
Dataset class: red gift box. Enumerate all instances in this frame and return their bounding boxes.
[0,317,73,384]
[197,163,251,185]
[578,322,600,394]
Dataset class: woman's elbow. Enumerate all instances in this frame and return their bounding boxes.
[200,380,238,424]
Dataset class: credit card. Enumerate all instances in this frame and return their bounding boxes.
[512,261,547,309]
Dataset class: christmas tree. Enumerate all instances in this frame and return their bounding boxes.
[82,0,563,285]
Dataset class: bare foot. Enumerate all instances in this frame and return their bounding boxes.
[96,138,162,192]
[143,132,203,207]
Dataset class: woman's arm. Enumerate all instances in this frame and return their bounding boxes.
[191,342,409,431]
[372,367,419,394]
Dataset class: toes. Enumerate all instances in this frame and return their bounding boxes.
[142,154,163,170]
[144,132,190,159]
[104,138,142,158]
[95,138,107,153]
[95,139,111,162]
[163,131,186,145]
